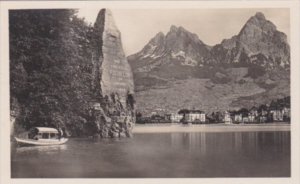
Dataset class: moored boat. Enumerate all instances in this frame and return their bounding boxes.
[15,127,68,146]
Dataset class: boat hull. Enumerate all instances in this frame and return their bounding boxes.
[15,137,68,146]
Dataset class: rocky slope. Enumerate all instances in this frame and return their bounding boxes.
[128,12,290,115]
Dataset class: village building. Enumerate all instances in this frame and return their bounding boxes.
[171,113,184,123]
[283,107,291,120]
[270,109,284,122]
[242,117,250,123]
[248,113,256,123]
[257,105,269,123]
[184,110,206,123]
[150,114,166,123]
[224,111,232,124]
[249,107,258,118]
[164,114,172,122]
[259,116,267,123]
[234,114,243,123]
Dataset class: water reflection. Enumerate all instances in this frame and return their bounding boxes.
[15,144,67,154]
[171,131,290,157]
[171,132,206,154]
[11,131,290,178]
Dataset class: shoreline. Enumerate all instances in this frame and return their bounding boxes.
[133,123,290,133]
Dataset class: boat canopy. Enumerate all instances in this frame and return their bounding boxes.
[34,127,58,134]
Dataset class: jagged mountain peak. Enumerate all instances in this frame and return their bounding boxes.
[130,25,210,65]
[148,31,165,44]
[167,25,203,44]
[239,12,277,37]
[156,31,165,37]
[170,25,179,32]
[212,12,290,69]
[169,25,189,33]
[254,12,266,20]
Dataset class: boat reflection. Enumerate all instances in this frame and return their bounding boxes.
[15,144,67,154]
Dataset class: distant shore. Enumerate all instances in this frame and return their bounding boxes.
[133,123,290,133]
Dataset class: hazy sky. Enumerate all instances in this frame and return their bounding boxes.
[77,9,290,56]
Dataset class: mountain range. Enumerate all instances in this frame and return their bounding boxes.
[128,12,290,115]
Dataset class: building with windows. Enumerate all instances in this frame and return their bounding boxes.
[224,111,232,124]
[270,109,284,121]
[184,110,206,123]
[170,113,184,123]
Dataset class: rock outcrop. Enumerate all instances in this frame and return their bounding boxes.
[91,9,135,138]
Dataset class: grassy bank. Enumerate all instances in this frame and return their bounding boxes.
[133,123,290,133]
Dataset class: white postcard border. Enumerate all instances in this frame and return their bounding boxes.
[1,1,299,184]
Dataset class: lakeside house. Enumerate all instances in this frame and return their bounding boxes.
[269,106,291,122]
[234,113,243,123]
[248,113,256,123]
[171,113,184,123]
[183,110,206,123]
[224,111,232,124]
[257,105,268,123]
[270,108,284,122]
[250,106,258,117]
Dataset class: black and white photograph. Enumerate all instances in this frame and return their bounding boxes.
[1,0,300,183]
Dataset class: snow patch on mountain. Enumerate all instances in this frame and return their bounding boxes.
[171,51,186,58]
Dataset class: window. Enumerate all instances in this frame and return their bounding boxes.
[50,133,57,139]
[42,133,49,139]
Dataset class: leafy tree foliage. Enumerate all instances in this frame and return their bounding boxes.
[10,9,97,136]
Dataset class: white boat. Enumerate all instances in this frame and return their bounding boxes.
[15,127,68,146]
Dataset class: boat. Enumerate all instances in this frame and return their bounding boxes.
[15,127,68,146]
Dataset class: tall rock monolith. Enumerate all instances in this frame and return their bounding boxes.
[91,9,135,138]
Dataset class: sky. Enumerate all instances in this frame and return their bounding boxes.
[77,8,290,56]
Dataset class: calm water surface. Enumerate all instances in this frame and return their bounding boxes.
[11,131,290,178]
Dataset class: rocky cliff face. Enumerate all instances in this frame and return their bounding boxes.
[128,12,290,115]
[211,12,290,69]
[92,9,135,138]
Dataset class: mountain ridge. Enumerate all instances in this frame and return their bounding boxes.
[128,12,290,115]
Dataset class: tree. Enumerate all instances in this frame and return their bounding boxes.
[178,109,190,114]
[10,10,96,136]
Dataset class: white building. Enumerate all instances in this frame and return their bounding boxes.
[270,109,284,121]
[171,113,183,123]
[224,111,232,124]
[234,114,243,123]
[185,110,206,123]
[248,114,256,122]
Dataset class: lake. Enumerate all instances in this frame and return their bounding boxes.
[11,131,290,178]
